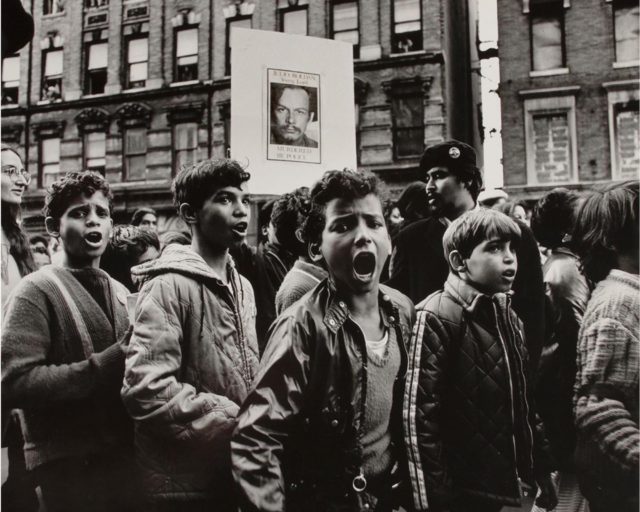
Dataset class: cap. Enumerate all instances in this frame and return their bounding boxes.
[420,140,477,172]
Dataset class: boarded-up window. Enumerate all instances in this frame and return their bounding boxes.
[124,127,147,180]
[392,94,424,158]
[532,113,572,183]
[614,102,640,179]
[85,132,106,174]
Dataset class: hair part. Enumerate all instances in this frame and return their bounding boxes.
[302,169,383,244]
[530,188,579,249]
[571,180,639,283]
[172,158,250,213]
[42,171,112,220]
[443,209,522,270]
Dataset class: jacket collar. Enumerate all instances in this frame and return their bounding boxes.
[322,279,399,334]
[444,272,512,315]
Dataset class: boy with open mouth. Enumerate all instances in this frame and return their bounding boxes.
[232,169,415,511]
[2,171,139,511]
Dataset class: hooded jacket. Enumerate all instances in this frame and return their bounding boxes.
[404,274,553,511]
[122,244,259,503]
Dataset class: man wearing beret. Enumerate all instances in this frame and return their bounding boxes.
[387,140,547,369]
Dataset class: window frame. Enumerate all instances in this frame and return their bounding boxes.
[83,131,107,175]
[83,40,108,95]
[331,0,360,59]
[605,83,640,180]
[391,93,425,159]
[529,1,566,72]
[43,0,64,16]
[41,48,63,101]
[391,0,423,54]
[122,126,148,181]
[172,122,199,175]
[523,94,578,186]
[225,14,252,76]
[124,34,149,90]
[40,136,61,188]
[279,5,309,35]
[612,0,640,64]
[173,26,199,83]
[2,54,20,106]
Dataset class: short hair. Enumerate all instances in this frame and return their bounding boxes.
[43,171,112,220]
[100,225,160,291]
[396,181,430,224]
[131,207,157,226]
[270,187,309,257]
[302,169,382,244]
[443,209,522,265]
[271,83,318,119]
[571,180,639,283]
[172,159,250,212]
[530,188,579,249]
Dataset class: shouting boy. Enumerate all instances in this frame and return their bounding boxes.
[232,170,415,511]
[404,209,557,512]
[2,171,137,511]
[121,159,259,511]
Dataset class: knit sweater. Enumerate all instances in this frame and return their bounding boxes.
[275,259,328,315]
[574,269,639,472]
[1,266,131,470]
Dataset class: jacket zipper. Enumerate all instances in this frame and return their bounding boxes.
[492,303,522,498]
[229,270,252,386]
[505,309,535,472]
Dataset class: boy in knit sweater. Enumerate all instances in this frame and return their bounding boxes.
[571,180,639,512]
[2,171,137,511]
[404,209,556,512]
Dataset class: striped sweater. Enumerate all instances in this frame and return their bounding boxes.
[574,269,639,472]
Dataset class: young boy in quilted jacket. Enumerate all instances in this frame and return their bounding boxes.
[403,208,557,512]
[121,159,259,511]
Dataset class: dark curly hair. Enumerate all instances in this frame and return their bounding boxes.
[172,158,250,212]
[270,187,309,257]
[571,180,639,283]
[43,171,112,220]
[301,169,382,244]
[100,225,160,291]
[530,188,579,249]
[131,207,157,226]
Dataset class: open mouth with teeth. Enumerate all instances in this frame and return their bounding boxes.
[353,252,376,280]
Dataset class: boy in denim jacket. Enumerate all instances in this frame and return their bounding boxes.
[404,209,556,512]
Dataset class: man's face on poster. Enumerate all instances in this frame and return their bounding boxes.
[272,87,314,145]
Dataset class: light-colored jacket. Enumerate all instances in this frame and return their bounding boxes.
[121,244,258,503]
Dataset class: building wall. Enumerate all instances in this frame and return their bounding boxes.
[2,0,477,233]
[498,0,639,199]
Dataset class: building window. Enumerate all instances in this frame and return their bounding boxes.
[84,132,106,175]
[42,49,63,101]
[613,0,640,63]
[391,94,424,157]
[613,102,640,179]
[41,137,61,187]
[226,15,251,75]
[530,2,565,71]
[43,0,64,15]
[2,55,20,105]
[125,36,148,89]
[524,95,578,185]
[332,1,359,58]
[392,0,422,53]
[84,41,108,95]
[123,127,147,180]
[173,123,198,173]
[174,27,198,82]
[85,0,109,7]
[279,0,308,35]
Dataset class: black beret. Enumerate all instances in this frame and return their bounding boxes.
[420,140,477,172]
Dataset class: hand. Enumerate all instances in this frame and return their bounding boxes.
[535,473,558,511]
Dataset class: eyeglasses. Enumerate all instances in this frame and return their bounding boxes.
[2,166,31,184]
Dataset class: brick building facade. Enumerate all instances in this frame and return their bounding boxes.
[2,0,479,235]
[497,0,639,200]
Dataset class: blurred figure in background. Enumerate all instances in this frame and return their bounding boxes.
[130,207,158,233]
[395,181,430,229]
[530,188,591,512]
[495,200,529,226]
[29,235,52,269]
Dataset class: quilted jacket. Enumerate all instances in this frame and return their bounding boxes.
[122,244,259,506]
[403,274,553,511]
[231,280,415,512]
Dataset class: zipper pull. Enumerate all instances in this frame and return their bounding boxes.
[352,468,367,493]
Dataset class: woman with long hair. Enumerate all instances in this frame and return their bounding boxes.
[1,143,35,302]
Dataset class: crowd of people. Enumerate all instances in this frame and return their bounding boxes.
[0,140,637,512]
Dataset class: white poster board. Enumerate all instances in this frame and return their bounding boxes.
[231,28,356,195]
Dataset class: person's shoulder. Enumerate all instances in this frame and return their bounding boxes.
[380,284,413,312]
[416,288,462,325]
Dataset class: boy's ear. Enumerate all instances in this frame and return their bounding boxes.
[45,216,60,237]
[295,228,305,244]
[308,242,323,263]
[448,250,466,273]
[179,203,197,225]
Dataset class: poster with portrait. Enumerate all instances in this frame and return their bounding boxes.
[231,28,356,195]
[267,69,321,164]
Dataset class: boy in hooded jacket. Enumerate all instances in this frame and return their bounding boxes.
[403,209,557,512]
[121,159,259,511]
